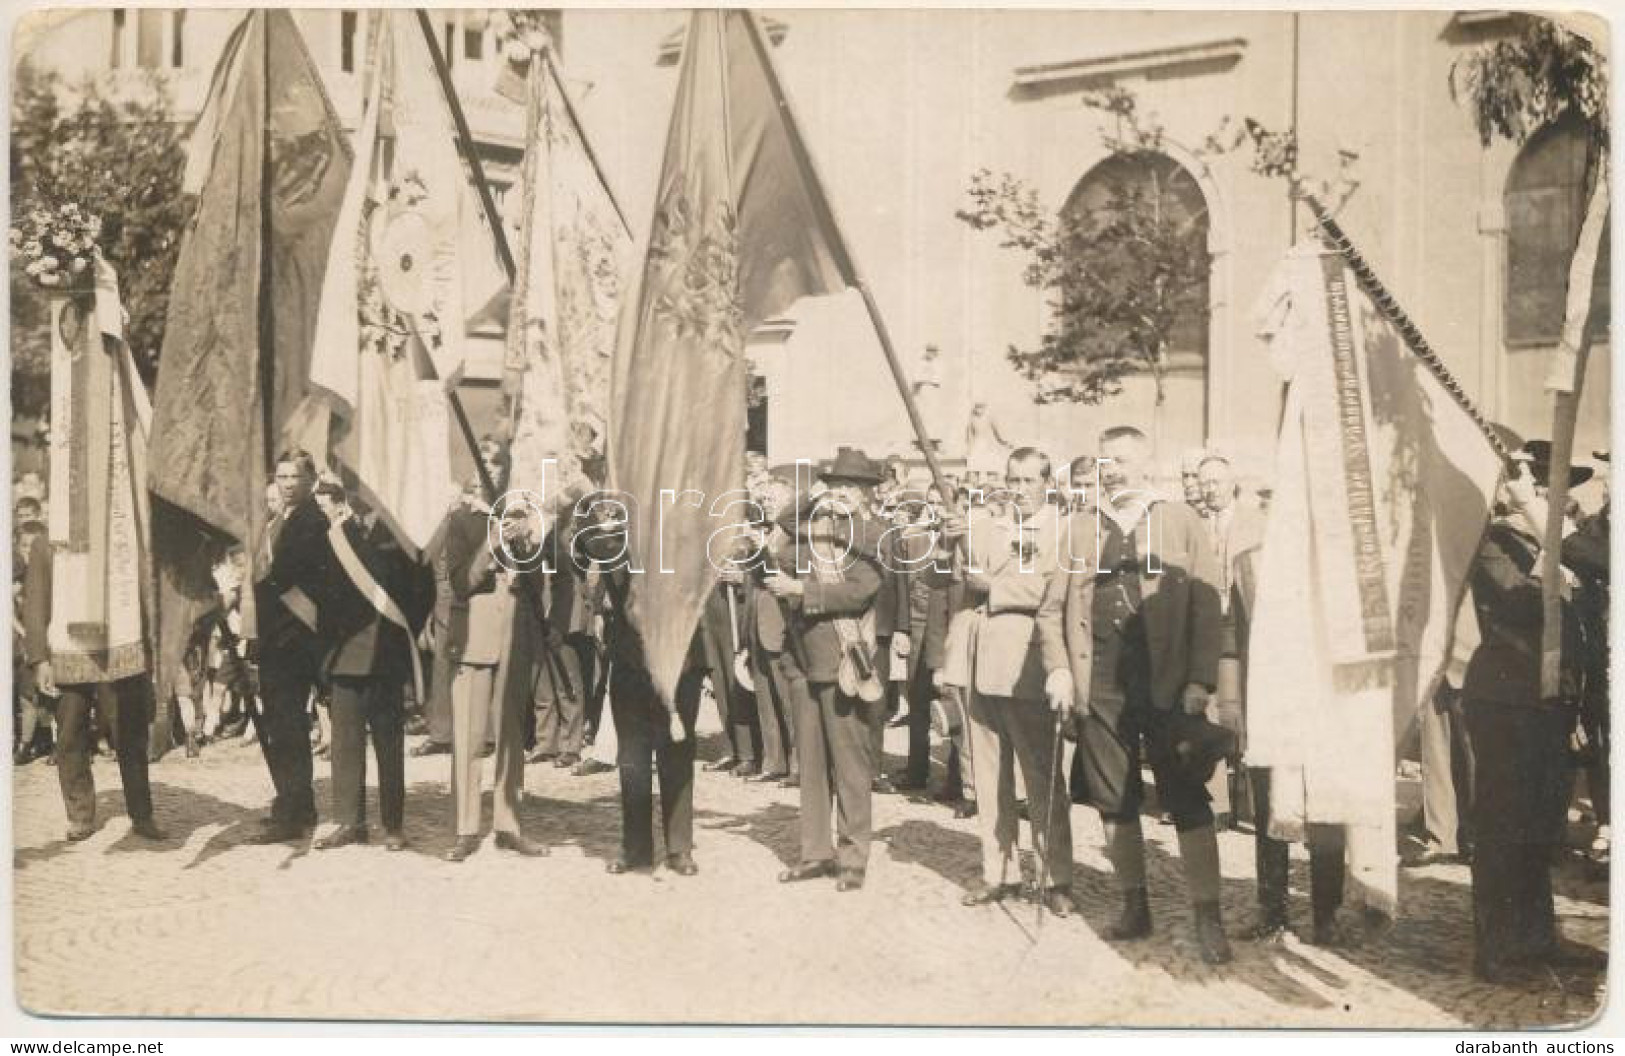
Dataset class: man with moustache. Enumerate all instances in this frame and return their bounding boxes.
[1041,425,1230,963]
[770,448,887,892]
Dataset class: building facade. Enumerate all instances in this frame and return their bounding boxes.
[15,9,1612,486]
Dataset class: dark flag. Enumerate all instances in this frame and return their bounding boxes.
[147,11,351,712]
[610,9,857,705]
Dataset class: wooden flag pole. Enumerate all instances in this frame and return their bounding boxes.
[739,13,951,500]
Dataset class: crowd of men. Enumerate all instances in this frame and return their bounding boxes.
[11,412,1611,983]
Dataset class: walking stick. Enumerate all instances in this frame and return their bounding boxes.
[1031,706,1069,932]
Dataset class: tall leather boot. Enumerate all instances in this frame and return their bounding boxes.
[1308,825,1349,946]
[1179,825,1233,965]
[1102,819,1151,940]
[1247,832,1291,941]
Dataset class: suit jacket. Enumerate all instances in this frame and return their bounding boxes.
[440,503,503,665]
[321,516,435,684]
[1037,500,1222,712]
[21,531,51,669]
[779,516,885,685]
[888,524,955,673]
[254,496,333,660]
[963,503,1066,699]
[1463,518,1583,709]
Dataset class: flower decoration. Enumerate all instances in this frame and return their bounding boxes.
[10,202,101,290]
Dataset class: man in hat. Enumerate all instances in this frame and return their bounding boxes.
[1461,427,1602,981]
[1567,449,1609,869]
[769,447,887,891]
[1040,425,1230,963]
[953,446,1074,917]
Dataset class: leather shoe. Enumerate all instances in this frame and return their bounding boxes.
[779,860,837,883]
[129,818,168,841]
[732,761,761,778]
[893,774,928,792]
[779,775,800,789]
[572,758,616,776]
[953,802,979,820]
[443,835,481,862]
[749,771,788,784]
[554,753,581,769]
[65,825,96,842]
[410,740,450,758]
[667,852,699,876]
[872,776,897,795]
[836,870,865,892]
[607,856,653,875]
[961,881,1019,907]
[1041,886,1073,918]
[494,831,549,857]
[383,831,408,852]
[247,820,312,845]
[703,756,738,772]
[524,747,555,764]
[314,825,369,850]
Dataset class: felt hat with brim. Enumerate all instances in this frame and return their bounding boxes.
[1521,439,1594,489]
[822,446,882,485]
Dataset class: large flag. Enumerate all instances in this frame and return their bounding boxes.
[611,9,857,704]
[300,10,504,551]
[1245,245,1503,915]
[147,10,351,702]
[502,46,632,507]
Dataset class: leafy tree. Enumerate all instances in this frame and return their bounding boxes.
[1451,14,1609,699]
[956,89,1212,445]
[10,61,194,412]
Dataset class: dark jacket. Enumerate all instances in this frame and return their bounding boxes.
[439,503,498,664]
[321,515,435,684]
[1463,518,1584,709]
[253,496,333,659]
[21,531,51,669]
[778,516,886,685]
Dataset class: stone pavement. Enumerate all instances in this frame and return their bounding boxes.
[11,723,1608,1028]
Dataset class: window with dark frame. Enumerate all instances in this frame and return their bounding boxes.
[340,11,357,73]
[1504,115,1611,347]
[110,9,125,69]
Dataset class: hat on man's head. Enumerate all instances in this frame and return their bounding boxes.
[822,446,882,485]
[1521,439,1594,489]
[1487,422,1528,475]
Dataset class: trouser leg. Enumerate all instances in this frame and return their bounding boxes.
[327,680,368,828]
[967,691,1019,886]
[1465,701,1519,960]
[370,682,406,833]
[1419,691,1461,856]
[426,643,455,746]
[610,668,656,866]
[658,672,702,859]
[450,664,493,837]
[53,684,96,829]
[1006,695,1072,888]
[822,683,874,875]
[790,671,834,864]
[109,677,153,822]
[1308,823,1347,927]
[905,661,934,786]
[1250,768,1289,926]
[491,654,527,836]
[752,651,789,775]
[259,661,316,826]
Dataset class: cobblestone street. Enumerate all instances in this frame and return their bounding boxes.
[12,723,1608,1029]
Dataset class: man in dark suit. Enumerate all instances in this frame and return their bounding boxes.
[249,449,331,843]
[577,510,705,875]
[885,488,956,794]
[311,481,433,851]
[1036,425,1229,963]
[770,447,887,892]
[1463,432,1602,982]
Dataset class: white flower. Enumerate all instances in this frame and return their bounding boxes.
[39,255,58,271]
[68,257,88,274]
[38,273,60,287]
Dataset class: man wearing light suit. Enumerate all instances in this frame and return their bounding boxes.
[951,447,1073,917]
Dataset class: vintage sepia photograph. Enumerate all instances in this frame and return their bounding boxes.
[4,4,1614,1035]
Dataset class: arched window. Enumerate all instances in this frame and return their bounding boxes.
[1063,151,1211,372]
[1505,115,1609,346]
